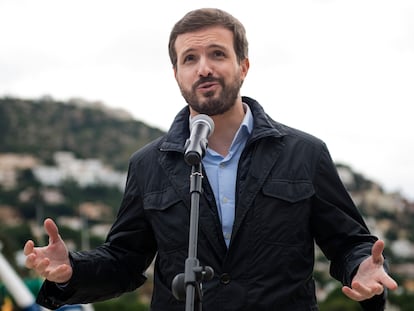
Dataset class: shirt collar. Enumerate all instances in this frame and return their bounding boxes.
[222,102,253,157]
[241,102,254,135]
[187,102,253,135]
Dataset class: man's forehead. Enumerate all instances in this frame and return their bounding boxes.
[175,26,233,52]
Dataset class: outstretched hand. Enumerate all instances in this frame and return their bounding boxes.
[24,218,73,283]
[342,239,398,301]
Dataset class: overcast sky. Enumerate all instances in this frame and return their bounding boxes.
[1,0,413,200]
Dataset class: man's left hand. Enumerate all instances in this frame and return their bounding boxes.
[342,239,398,301]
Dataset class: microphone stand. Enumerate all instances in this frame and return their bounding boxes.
[172,162,214,311]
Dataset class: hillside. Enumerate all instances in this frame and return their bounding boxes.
[0,96,165,170]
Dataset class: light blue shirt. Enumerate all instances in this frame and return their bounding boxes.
[202,104,253,248]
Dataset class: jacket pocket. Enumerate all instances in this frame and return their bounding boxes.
[143,187,188,251]
[262,179,314,202]
[143,186,182,211]
[257,179,315,245]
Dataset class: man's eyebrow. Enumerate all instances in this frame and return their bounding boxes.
[208,43,228,50]
[180,44,228,55]
[180,47,196,56]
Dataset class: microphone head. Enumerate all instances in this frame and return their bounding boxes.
[190,114,215,137]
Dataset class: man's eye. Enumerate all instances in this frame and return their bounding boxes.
[184,55,195,63]
[214,51,225,57]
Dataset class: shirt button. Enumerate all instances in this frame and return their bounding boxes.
[220,273,231,285]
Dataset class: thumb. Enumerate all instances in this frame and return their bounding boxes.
[371,239,385,264]
[44,218,61,244]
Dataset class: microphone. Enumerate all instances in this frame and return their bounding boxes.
[184,114,215,165]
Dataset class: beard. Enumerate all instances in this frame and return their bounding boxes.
[179,75,243,116]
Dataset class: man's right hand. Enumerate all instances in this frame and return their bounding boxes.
[24,218,73,284]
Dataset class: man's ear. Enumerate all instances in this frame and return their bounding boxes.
[241,58,250,79]
[173,67,178,80]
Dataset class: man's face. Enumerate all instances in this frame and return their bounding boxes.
[174,26,249,116]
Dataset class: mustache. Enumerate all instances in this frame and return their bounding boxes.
[193,76,223,89]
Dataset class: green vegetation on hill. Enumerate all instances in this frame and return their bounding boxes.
[0,96,165,170]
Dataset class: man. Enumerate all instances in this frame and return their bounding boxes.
[24,8,397,311]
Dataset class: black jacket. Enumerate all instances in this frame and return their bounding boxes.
[37,97,385,310]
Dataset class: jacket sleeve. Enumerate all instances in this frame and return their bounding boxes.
[36,160,157,309]
[311,143,386,310]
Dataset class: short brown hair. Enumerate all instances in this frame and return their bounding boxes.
[168,8,249,69]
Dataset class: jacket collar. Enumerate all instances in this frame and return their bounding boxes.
[242,96,284,142]
[159,96,285,153]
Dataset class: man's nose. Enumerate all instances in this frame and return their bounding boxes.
[197,57,213,77]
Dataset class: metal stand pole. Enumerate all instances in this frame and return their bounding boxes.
[172,163,214,311]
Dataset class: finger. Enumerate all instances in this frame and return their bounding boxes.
[44,218,60,244]
[371,284,385,296]
[342,286,364,301]
[381,274,399,290]
[35,258,50,276]
[349,281,384,301]
[48,264,72,283]
[25,253,37,269]
[351,281,374,297]
[23,240,34,256]
[371,240,385,263]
